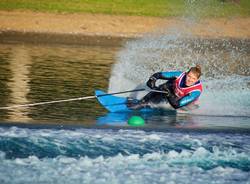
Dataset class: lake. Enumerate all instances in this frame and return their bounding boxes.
[0,35,249,183]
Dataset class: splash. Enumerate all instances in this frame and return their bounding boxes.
[0,127,249,184]
[108,24,250,117]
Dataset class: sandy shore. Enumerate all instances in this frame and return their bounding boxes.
[0,10,250,45]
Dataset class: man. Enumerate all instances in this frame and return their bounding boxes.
[127,65,203,110]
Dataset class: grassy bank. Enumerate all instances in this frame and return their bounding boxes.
[0,0,249,17]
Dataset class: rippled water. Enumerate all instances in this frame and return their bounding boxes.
[0,43,118,123]
[0,127,249,184]
[0,36,250,183]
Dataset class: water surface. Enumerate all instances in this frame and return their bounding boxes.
[0,38,249,184]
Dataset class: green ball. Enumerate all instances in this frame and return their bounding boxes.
[128,116,145,126]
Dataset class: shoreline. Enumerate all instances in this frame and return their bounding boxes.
[0,30,133,46]
[1,30,250,47]
[0,10,250,45]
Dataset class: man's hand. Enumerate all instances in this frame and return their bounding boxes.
[146,76,157,89]
[158,84,170,96]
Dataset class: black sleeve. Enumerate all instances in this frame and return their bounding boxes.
[167,95,181,109]
[151,72,164,80]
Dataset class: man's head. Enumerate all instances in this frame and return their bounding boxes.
[185,65,201,86]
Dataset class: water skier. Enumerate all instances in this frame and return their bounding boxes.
[127,65,203,110]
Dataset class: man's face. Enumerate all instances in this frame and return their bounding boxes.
[185,72,199,86]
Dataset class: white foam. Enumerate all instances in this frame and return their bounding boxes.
[0,149,249,184]
[0,127,249,183]
[108,23,250,117]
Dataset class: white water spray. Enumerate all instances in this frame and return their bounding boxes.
[108,21,250,117]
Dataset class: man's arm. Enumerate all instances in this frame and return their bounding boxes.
[167,90,201,109]
[147,71,182,89]
[151,71,182,80]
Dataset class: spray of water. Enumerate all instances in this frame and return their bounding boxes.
[108,2,250,117]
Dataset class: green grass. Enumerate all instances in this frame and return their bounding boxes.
[0,0,249,17]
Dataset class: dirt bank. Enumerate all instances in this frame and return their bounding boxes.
[0,11,249,45]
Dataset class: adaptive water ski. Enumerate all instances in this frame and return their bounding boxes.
[95,90,152,113]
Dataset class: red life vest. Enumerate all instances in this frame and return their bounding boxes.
[174,72,202,99]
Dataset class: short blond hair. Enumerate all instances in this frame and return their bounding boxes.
[188,65,202,78]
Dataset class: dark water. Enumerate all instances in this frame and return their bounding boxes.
[0,43,117,123]
[0,40,250,184]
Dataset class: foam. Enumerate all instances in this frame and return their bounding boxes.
[0,150,249,184]
[0,127,249,183]
[108,32,250,117]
